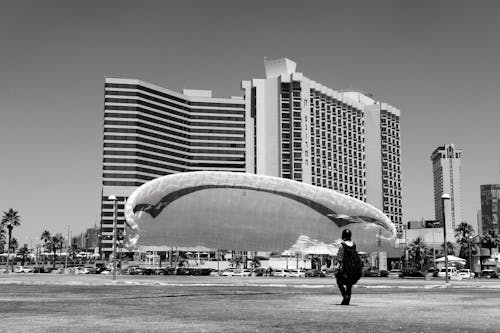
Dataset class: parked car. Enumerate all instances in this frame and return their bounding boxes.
[138,268,155,275]
[289,269,306,278]
[400,270,425,278]
[125,266,142,275]
[221,269,235,277]
[363,267,382,277]
[252,268,267,276]
[438,267,458,278]
[188,268,212,276]
[426,268,438,277]
[209,269,221,276]
[480,269,498,279]
[324,269,337,278]
[305,269,326,277]
[154,268,174,275]
[74,267,91,274]
[89,267,107,274]
[14,266,34,273]
[175,267,191,275]
[458,269,473,279]
[387,269,402,278]
[273,269,291,277]
[32,267,46,273]
[49,268,63,274]
[233,269,252,277]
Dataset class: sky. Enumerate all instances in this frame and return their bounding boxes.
[1,0,499,246]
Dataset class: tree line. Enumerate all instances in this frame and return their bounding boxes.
[406,222,500,271]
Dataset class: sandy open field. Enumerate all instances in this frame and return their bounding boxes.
[1,274,499,332]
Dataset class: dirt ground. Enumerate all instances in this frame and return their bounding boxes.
[0,275,499,332]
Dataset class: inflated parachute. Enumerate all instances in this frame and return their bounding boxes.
[124,171,396,252]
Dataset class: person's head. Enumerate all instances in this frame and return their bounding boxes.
[341,229,352,241]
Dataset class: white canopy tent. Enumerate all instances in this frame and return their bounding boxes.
[434,255,466,263]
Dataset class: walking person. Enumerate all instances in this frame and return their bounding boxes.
[336,229,362,305]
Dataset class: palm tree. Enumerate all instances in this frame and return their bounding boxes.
[1,209,21,272]
[40,231,64,267]
[40,230,51,268]
[454,222,475,259]
[51,234,64,268]
[480,229,500,256]
[41,230,51,267]
[17,244,29,266]
[440,241,456,256]
[68,243,79,264]
[10,237,19,266]
[408,237,428,271]
[0,227,6,254]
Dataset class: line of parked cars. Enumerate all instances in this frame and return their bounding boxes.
[363,267,389,277]
[385,267,499,279]
[123,266,214,276]
[217,268,328,277]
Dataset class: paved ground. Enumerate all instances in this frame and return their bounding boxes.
[1,274,500,332]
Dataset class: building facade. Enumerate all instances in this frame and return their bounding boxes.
[101,78,247,258]
[100,59,403,257]
[404,219,443,250]
[72,227,100,251]
[480,184,500,235]
[431,144,463,238]
[241,58,402,233]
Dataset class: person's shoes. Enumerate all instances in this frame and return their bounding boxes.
[341,295,349,305]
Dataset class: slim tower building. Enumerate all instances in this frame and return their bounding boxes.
[431,144,463,238]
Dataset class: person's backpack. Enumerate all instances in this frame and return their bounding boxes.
[341,243,363,284]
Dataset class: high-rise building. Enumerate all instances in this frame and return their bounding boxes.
[480,184,500,235]
[431,144,463,238]
[241,58,402,232]
[101,78,247,258]
[100,59,404,257]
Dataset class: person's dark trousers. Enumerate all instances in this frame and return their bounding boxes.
[336,274,352,305]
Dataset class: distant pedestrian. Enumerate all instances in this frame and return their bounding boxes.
[336,229,362,305]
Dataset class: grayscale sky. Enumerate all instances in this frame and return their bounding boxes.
[1,0,499,245]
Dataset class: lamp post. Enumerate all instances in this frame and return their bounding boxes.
[468,234,479,275]
[108,195,118,281]
[432,222,440,271]
[65,225,70,269]
[441,193,451,285]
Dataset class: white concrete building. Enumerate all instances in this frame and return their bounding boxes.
[241,58,402,232]
[101,78,247,258]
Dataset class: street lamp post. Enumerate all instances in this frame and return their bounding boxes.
[469,237,473,271]
[441,193,451,285]
[468,234,479,275]
[432,222,440,271]
[108,195,118,281]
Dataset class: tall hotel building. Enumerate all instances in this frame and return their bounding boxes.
[101,78,247,257]
[100,58,403,256]
[431,143,463,238]
[241,58,402,233]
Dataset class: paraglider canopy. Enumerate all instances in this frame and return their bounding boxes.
[124,171,396,253]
